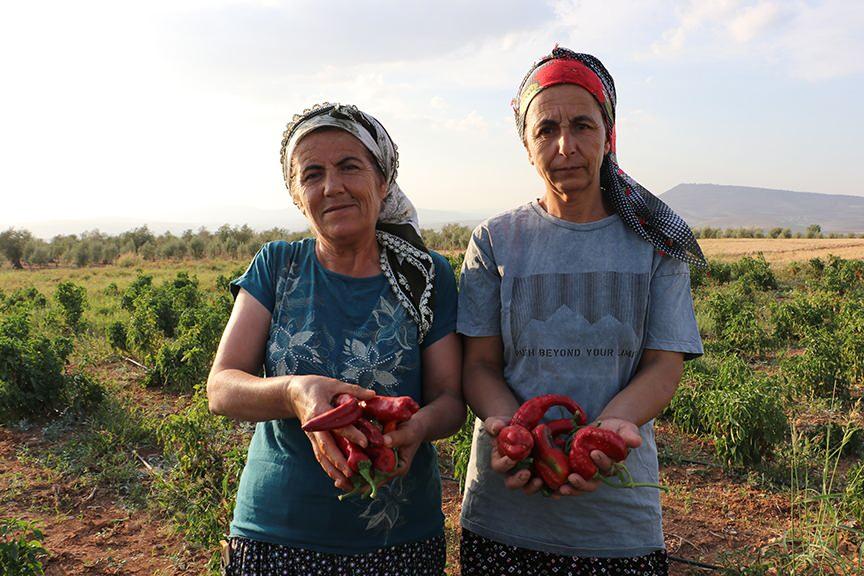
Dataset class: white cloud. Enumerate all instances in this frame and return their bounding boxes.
[642,0,864,80]
[728,1,782,43]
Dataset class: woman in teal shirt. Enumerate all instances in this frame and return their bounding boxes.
[207,103,464,575]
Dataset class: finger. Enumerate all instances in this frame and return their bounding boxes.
[383,425,419,448]
[590,450,615,474]
[521,477,544,495]
[335,382,376,400]
[567,473,599,493]
[307,433,352,488]
[623,431,642,449]
[490,447,516,474]
[315,431,353,478]
[504,469,531,490]
[334,425,367,448]
[483,417,507,437]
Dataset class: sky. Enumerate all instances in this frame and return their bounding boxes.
[1,0,862,229]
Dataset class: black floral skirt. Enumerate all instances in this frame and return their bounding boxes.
[459,528,668,576]
[223,534,446,576]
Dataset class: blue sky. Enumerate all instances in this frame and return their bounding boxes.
[1,0,862,227]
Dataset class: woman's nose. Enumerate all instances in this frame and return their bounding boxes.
[322,170,344,196]
[557,132,576,156]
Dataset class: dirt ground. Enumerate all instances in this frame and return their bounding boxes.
[0,427,208,576]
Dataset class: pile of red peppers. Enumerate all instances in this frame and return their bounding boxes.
[497,394,666,493]
[302,393,420,499]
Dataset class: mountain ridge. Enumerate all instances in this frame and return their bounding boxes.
[659,184,864,233]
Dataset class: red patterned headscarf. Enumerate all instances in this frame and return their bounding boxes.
[514,47,707,268]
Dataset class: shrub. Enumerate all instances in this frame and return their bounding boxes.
[702,286,773,357]
[819,256,864,295]
[0,518,47,576]
[0,310,70,422]
[707,260,733,284]
[154,386,246,558]
[770,290,836,344]
[147,329,210,391]
[446,252,465,283]
[781,328,849,399]
[667,356,787,467]
[106,320,128,351]
[54,281,87,331]
[732,254,777,291]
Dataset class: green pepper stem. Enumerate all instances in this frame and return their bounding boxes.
[358,461,378,499]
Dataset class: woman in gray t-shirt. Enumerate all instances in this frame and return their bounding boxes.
[457,48,706,575]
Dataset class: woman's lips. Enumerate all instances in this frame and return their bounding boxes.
[323,204,357,214]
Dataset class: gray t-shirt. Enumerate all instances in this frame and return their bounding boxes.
[457,201,703,558]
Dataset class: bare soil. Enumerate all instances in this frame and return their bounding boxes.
[0,427,207,575]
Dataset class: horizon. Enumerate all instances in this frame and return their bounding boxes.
[2,1,863,229]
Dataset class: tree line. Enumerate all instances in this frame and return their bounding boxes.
[3,222,860,269]
[0,223,475,269]
[692,223,861,239]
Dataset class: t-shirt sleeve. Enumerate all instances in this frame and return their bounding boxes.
[229,241,289,313]
[644,256,704,360]
[422,251,458,349]
[457,224,502,337]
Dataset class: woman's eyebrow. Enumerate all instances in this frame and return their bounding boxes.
[335,155,365,166]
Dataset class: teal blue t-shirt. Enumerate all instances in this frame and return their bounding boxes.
[228,238,457,554]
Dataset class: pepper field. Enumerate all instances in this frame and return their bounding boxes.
[1,242,862,575]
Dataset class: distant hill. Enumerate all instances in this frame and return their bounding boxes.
[660,184,864,233]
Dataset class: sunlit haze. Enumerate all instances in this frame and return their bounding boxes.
[1,0,862,232]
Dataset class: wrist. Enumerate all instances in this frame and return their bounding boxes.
[410,408,433,442]
[281,375,298,417]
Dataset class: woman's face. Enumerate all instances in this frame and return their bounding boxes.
[292,129,388,244]
[524,84,610,201]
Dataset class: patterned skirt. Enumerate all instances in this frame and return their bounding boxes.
[223,534,446,576]
[459,528,668,576]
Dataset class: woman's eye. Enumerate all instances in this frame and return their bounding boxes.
[302,171,322,183]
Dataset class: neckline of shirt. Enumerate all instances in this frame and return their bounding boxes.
[528,200,621,231]
[309,238,385,283]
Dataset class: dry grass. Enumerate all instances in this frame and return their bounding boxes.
[697,238,864,264]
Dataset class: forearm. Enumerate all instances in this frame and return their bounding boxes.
[207,368,295,422]
[413,390,467,441]
[463,363,520,421]
[597,351,684,426]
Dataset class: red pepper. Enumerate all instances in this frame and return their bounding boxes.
[355,419,396,475]
[568,444,597,480]
[568,425,628,480]
[531,423,570,491]
[334,435,378,498]
[382,420,398,434]
[362,395,419,423]
[354,418,385,447]
[573,426,628,461]
[497,425,534,461]
[366,445,397,475]
[547,418,574,451]
[511,394,587,429]
[302,395,361,432]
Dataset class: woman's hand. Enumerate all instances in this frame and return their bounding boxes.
[382,416,429,477]
[584,417,641,472]
[562,417,641,494]
[482,416,542,495]
[287,375,375,490]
